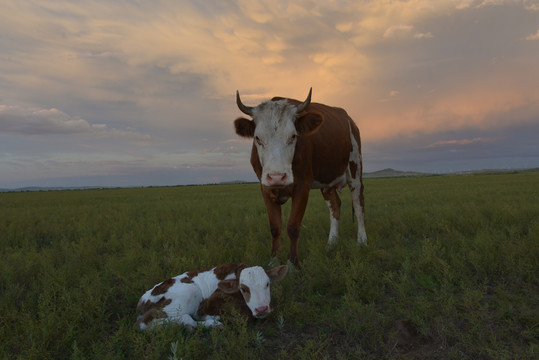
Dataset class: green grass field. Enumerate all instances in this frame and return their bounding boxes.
[1,173,538,359]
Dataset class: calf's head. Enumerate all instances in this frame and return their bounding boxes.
[217,265,288,318]
[234,88,323,187]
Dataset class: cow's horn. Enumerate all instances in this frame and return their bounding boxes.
[296,88,312,113]
[236,91,254,116]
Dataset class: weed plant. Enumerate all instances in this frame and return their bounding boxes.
[0,173,538,359]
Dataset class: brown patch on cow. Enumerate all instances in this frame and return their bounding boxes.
[135,297,172,328]
[197,289,254,321]
[239,284,251,303]
[151,278,175,296]
[183,266,215,282]
[177,264,246,285]
[214,263,247,280]
[136,297,172,316]
[321,187,341,219]
[349,161,358,179]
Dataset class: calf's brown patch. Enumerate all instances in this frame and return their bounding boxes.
[135,297,172,326]
[214,263,247,280]
[197,289,254,321]
[151,278,175,296]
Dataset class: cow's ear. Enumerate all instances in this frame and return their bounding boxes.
[295,111,323,135]
[217,279,239,294]
[234,118,256,138]
[266,265,288,282]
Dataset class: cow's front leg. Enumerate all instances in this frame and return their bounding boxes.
[261,187,283,257]
[287,188,309,268]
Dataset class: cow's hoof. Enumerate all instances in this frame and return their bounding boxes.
[286,259,300,273]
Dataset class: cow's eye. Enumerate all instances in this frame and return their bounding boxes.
[255,136,264,146]
[266,282,269,288]
[289,134,297,144]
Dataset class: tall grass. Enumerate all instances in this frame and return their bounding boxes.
[1,173,537,359]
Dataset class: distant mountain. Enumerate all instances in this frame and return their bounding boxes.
[1,168,536,192]
[364,168,431,178]
[453,168,539,175]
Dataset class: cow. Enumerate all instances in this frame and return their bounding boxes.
[234,88,367,267]
[135,263,288,330]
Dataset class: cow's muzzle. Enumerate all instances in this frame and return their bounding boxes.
[255,305,270,318]
[265,172,289,187]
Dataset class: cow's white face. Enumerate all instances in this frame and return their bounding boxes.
[251,101,298,187]
[234,89,324,188]
[218,265,288,318]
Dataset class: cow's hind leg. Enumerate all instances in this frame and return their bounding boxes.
[346,164,367,245]
[321,188,341,247]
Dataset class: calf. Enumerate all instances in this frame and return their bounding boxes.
[135,263,288,330]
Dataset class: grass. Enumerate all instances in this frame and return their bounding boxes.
[0,172,538,359]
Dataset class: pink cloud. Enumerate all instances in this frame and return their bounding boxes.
[426,137,501,148]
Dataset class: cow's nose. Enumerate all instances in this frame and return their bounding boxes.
[255,305,269,315]
[266,173,288,186]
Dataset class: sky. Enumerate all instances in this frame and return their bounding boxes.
[1,0,538,188]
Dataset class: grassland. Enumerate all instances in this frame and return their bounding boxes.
[1,172,538,359]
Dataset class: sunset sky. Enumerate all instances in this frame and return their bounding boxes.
[1,0,538,188]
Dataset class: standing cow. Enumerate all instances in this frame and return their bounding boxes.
[234,88,367,267]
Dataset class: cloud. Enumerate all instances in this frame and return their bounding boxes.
[455,0,473,9]
[0,0,538,187]
[384,24,414,38]
[425,137,501,148]
[0,105,103,135]
[526,30,539,40]
[414,32,433,39]
[0,104,152,141]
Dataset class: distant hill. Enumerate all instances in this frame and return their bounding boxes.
[364,168,431,178]
[1,168,537,192]
[452,168,539,175]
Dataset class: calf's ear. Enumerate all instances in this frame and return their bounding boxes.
[266,265,288,282]
[217,279,239,294]
[234,118,256,138]
[295,111,323,136]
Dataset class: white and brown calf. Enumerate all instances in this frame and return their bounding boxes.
[135,263,288,330]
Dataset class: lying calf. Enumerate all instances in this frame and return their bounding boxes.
[135,263,288,330]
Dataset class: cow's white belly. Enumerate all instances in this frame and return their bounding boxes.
[312,173,347,190]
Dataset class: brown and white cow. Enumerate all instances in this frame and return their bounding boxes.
[234,88,367,267]
[135,263,288,330]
